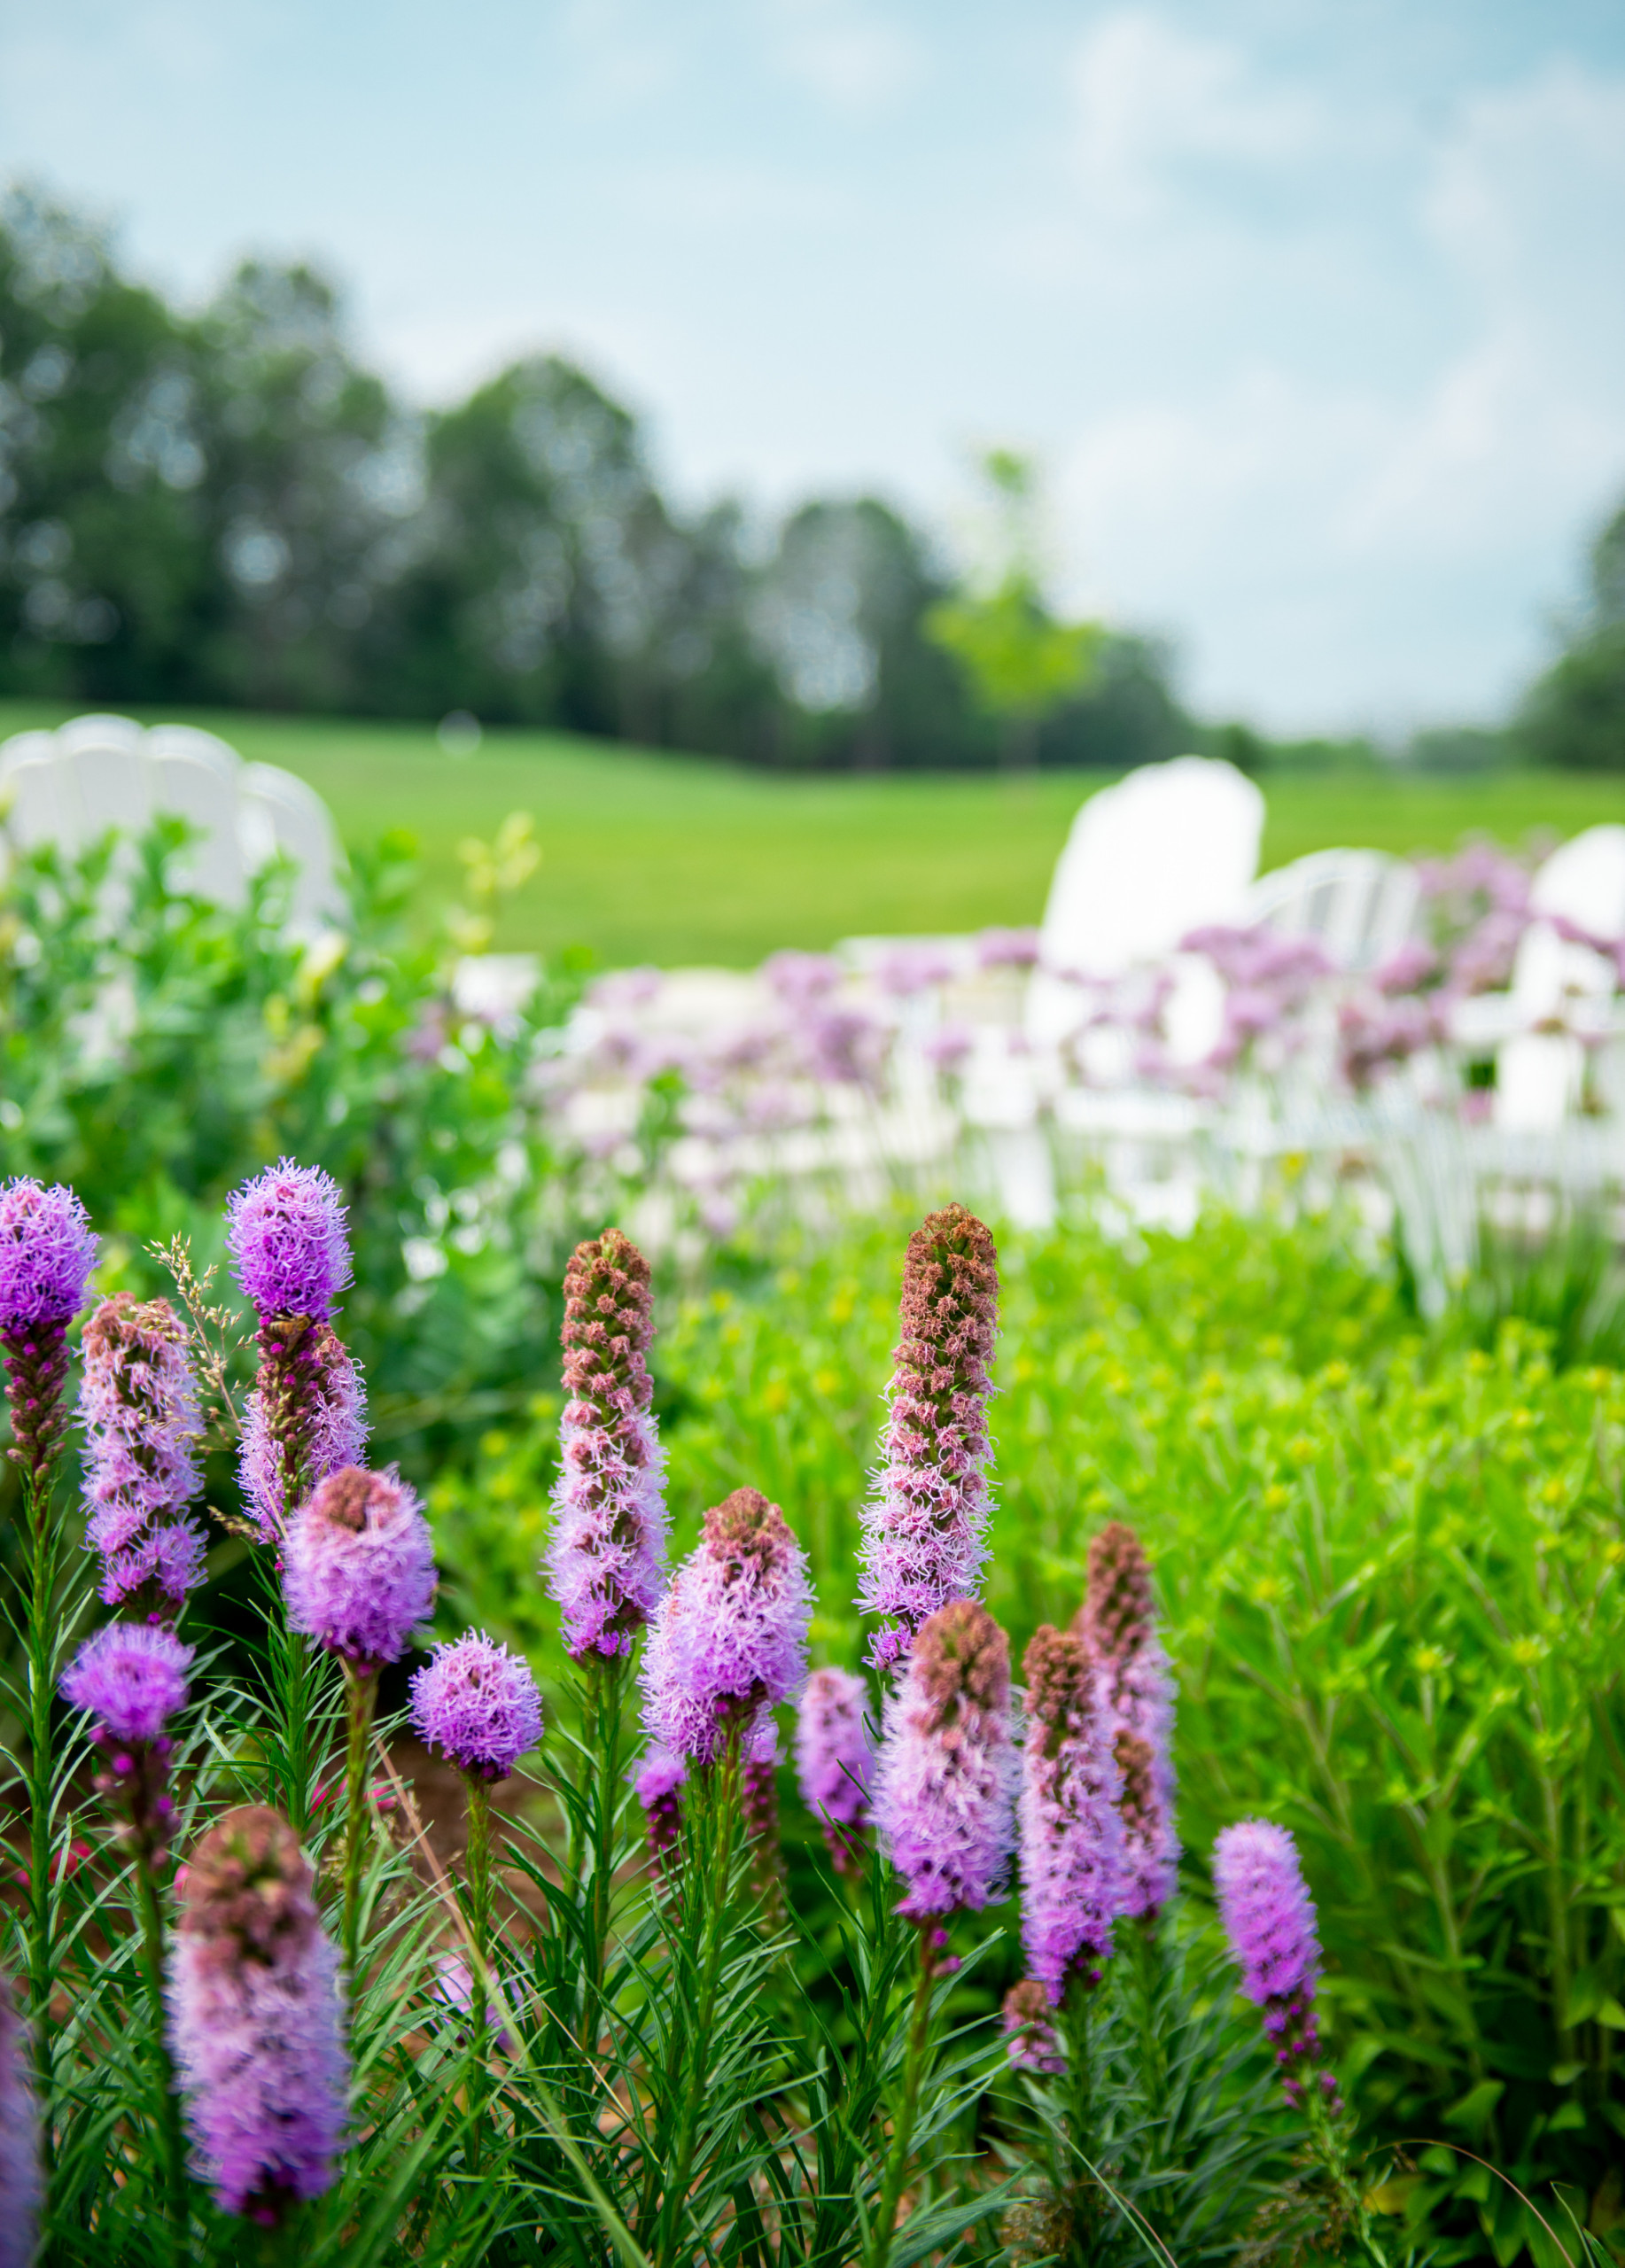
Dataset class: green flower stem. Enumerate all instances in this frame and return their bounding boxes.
[132,1844,190,2262]
[581,1652,627,2049]
[1302,2075,1388,2268]
[869,1924,939,2268]
[340,1661,380,1979]
[463,1775,494,2174]
[1056,1973,1105,2249]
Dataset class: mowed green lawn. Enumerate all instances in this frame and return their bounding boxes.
[3,702,1621,967]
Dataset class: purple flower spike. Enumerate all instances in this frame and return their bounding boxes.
[547,1230,668,1660]
[0,1177,98,1331]
[795,1666,874,1875]
[226,1160,351,1323]
[61,1621,194,1745]
[283,1467,437,1668]
[1214,1819,1330,2103]
[1017,1627,1124,2000]
[409,1631,543,1782]
[0,1977,40,2268]
[169,1806,348,2221]
[0,1177,97,1483]
[858,1206,998,1672]
[1003,1977,1065,2075]
[239,1324,367,1543]
[1077,1523,1179,1919]
[641,1487,811,1769]
[873,1599,1015,1922]
[80,1294,206,1617]
[634,1747,687,1873]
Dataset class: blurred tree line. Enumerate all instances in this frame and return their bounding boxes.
[0,190,1190,773]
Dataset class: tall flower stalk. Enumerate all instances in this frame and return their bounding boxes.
[61,1620,194,2249]
[1077,1522,1178,1919]
[546,1229,667,2031]
[858,1205,998,1672]
[283,1465,437,1976]
[795,1665,874,1877]
[0,1177,98,2153]
[869,1598,1015,2268]
[80,1293,207,1619]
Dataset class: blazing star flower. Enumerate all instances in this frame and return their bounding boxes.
[238,1323,367,1543]
[1002,1977,1065,2076]
[0,1178,98,1483]
[226,1161,351,1324]
[873,1599,1015,1922]
[409,1631,543,1783]
[283,1467,436,1668]
[1213,1819,1332,2106]
[547,1230,668,1661]
[168,1806,349,2221]
[858,1206,999,1672]
[61,1621,194,1746]
[641,1487,811,1769]
[0,1976,39,2268]
[1017,1626,1124,2000]
[634,1747,688,1872]
[80,1293,206,1615]
[1076,1523,1179,1920]
[795,1666,874,1875]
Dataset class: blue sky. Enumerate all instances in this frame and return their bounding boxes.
[4,0,1624,734]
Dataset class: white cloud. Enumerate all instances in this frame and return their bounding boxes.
[763,0,920,114]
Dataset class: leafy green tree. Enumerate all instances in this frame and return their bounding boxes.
[1519,497,1625,770]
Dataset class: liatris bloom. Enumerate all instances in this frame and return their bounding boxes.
[0,1977,39,2268]
[547,1229,668,1659]
[873,1599,1015,1922]
[641,1486,811,1768]
[1002,1977,1065,2076]
[226,1161,351,1323]
[857,1205,998,1672]
[634,1747,688,1873]
[283,1466,436,1667]
[169,1806,349,2220]
[61,1622,194,1862]
[0,1177,97,1481]
[80,1293,206,1616]
[409,1631,543,1782]
[238,1322,367,1543]
[1077,1522,1179,1918]
[1213,1819,1333,2107]
[1017,1625,1123,2000]
[795,1666,874,1874]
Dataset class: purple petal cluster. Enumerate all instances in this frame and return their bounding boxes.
[226,1160,351,1323]
[1213,1819,1330,2103]
[0,1977,40,2268]
[1017,1626,1124,2000]
[634,1746,688,1871]
[873,1599,1015,1922]
[0,1177,97,1330]
[794,1666,874,1875]
[858,1206,999,1672]
[1077,1523,1179,1920]
[1002,1977,1065,2076]
[409,1631,543,1782]
[60,1621,194,1746]
[641,1486,811,1768]
[547,1230,668,1660]
[168,1806,349,2220]
[80,1293,206,1614]
[283,1467,437,1667]
[238,1324,368,1542]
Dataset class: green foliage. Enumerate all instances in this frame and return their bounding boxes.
[1518,497,1625,772]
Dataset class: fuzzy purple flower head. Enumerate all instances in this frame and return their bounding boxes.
[873,1598,1015,1922]
[641,1486,811,1769]
[1077,1523,1179,1920]
[409,1631,543,1782]
[795,1666,874,1875]
[80,1293,206,1616]
[1003,1977,1065,2076]
[547,1229,668,1660]
[0,1976,39,2268]
[283,1467,436,1668]
[1017,1626,1124,2001]
[0,1177,98,1331]
[858,1206,998,1672]
[61,1621,194,1746]
[238,1323,367,1543]
[634,1746,688,1872]
[1214,1819,1333,2106]
[169,1806,348,2221]
[226,1161,351,1324]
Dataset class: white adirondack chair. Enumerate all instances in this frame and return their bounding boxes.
[1489,827,1625,1133]
[1246,847,1420,972]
